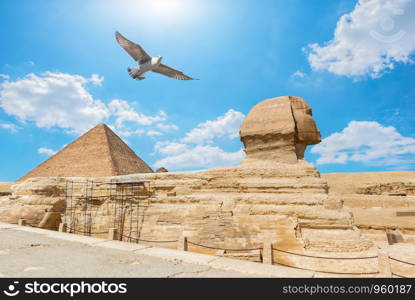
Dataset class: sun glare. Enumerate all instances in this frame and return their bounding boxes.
[149,0,183,16]
[125,0,191,21]
[101,0,203,30]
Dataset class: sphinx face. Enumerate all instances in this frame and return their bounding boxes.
[290,97,321,159]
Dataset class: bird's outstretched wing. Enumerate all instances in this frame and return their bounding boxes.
[115,31,151,64]
[152,64,197,80]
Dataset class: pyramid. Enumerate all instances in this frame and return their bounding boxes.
[19,124,153,181]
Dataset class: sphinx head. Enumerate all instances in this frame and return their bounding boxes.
[239,96,321,165]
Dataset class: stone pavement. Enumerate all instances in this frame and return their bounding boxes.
[0,223,312,278]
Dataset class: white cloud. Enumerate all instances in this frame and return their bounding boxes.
[38,147,57,156]
[182,109,245,144]
[108,126,145,137]
[154,141,189,156]
[109,99,167,128]
[306,0,415,78]
[147,130,162,136]
[292,70,306,78]
[108,99,174,137]
[88,74,104,86]
[311,121,415,166]
[154,145,244,170]
[0,71,179,139]
[156,123,179,132]
[154,110,246,170]
[0,72,109,134]
[0,74,9,80]
[0,122,21,132]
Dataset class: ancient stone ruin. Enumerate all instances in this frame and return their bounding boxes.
[3,95,415,276]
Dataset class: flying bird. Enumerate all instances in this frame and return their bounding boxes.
[115,31,197,81]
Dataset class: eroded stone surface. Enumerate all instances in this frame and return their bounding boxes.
[240,96,320,165]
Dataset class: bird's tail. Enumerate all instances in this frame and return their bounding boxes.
[127,67,137,78]
[128,67,134,77]
[128,67,145,80]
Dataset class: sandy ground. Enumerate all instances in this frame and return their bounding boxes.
[0,222,315,278]
[2,223,414,278]
[0,228,260,278]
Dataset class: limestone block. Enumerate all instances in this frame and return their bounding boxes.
[38,211,62,229]
[324,198,344,210]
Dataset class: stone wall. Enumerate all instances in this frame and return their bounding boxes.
[322,172,415,245]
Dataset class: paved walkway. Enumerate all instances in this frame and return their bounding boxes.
[0,223,311,278]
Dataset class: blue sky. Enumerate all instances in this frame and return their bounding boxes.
[1,0,414,181]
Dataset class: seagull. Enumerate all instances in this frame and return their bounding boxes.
[115,31,197,81]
